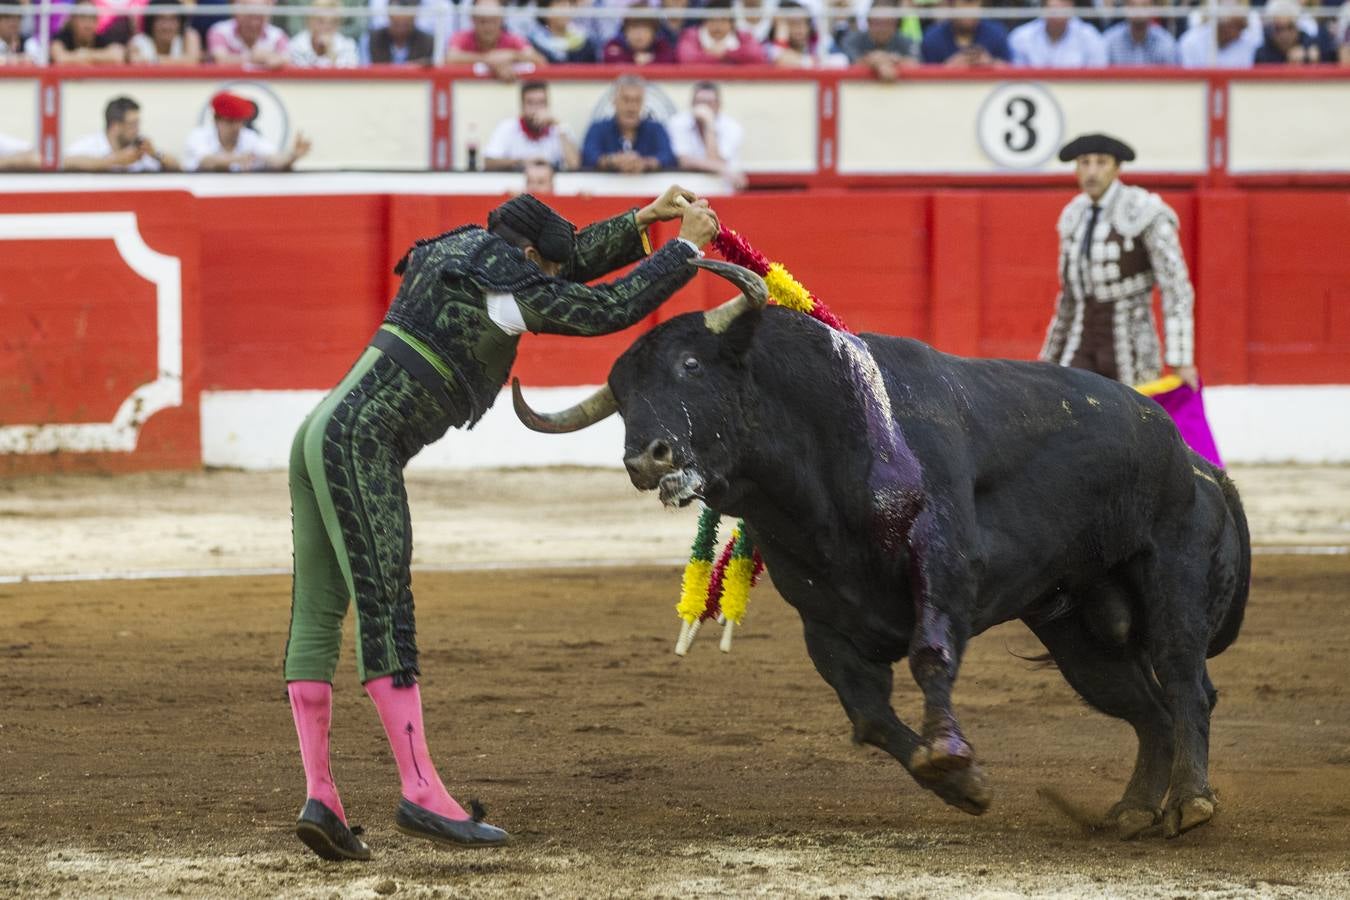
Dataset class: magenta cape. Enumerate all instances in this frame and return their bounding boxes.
[1136,375,1224,469]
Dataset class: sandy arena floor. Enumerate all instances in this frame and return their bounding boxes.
[1,466,1348,898]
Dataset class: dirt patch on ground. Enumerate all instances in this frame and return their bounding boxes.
[0,465,1347,579]
[2,556,1348,898]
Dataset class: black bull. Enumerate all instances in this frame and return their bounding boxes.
[514,260,1251,840]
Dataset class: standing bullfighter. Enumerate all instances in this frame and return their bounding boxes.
[1040,133,1200,390]
[284,188,720,861]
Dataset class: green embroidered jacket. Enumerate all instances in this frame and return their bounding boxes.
[384,209,697,426]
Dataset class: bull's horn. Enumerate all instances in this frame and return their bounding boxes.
[695,258,769,334]
[512,378,617,433]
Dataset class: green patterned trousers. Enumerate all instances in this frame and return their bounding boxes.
[283,343,458,685]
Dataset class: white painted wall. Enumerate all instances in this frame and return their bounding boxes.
[202,386,628,471]
[202,384,1350,470]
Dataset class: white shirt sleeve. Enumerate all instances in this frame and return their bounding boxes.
[64,132,110,159]
[182,127,217,172]
[483,118,518,159]
[719,116,744,166]
[667,113,701,161]
[485,291,528,336]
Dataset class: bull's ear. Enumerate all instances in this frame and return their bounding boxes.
[717,306,762,363]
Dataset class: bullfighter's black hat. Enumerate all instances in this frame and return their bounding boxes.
[1058,133,1136,163]
[488,193,577,265]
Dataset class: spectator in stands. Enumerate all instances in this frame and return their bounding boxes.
[1102,0,1178,67]
[822,0,860,47]
[183,90,312,171]
[208,0,290,68]
[920,0,1010,66]
[484,80,580,171]
[0,9,32,64]
[1178,3,1258,68]
[735,0,777,44]
[1008,0,1105,67]
[766,0,849,67]
[602,14,678,64]
[290,0,360,65]
[362,0,436,64]
[1340,3,1350,65]
[840,0,919,79]
[189,0,234,43]
[676,0,767,63]
[48,3,127,65]
[1255,0,1334,64]
[529,0,599,62]
[64,96,179,172]
[62,95,175,171]
[581,74,676,173]
[523,158,555,193]
[667,80,747,190]
[0,132,40,170]
[656,0,697,46]
[366,0,453,38]
[279,0,366,40]
[446,0,545,79]
[128,9,204,64]
[93,0,149,44]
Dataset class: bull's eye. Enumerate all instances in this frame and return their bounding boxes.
[681,356,701,373]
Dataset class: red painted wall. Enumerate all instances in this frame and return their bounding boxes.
[1,191,201,473]
[196,188,1346,390]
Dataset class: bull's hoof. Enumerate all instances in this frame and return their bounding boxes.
[925,763,992,816]
[909,736,974,781]
[1109,804,1161,841]
[1163,794,1215,839]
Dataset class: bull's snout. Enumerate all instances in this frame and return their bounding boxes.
[624,439,676,489]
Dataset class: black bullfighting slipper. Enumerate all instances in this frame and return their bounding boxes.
[295,799,372,862]
[394,798,510,847]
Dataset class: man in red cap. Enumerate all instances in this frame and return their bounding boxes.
[182,90,312,172]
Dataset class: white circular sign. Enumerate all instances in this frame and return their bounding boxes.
[976,82,1064,170]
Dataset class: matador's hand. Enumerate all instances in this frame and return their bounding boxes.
[637,185,698,227]
[1176,365,1200,390]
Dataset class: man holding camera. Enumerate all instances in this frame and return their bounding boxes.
[64,96,181,172]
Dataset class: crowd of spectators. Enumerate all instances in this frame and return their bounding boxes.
[1,0,1347,72]
[3,1,1348,179]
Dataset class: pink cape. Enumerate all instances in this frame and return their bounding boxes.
[1136,375,1224,469]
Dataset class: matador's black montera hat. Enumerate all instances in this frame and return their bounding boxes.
[1058,133,1136,163]
[488,193,577,265]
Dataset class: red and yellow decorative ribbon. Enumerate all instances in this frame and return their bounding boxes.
[674,226,848,656]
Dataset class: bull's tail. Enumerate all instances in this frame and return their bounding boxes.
[1207,469,1251,659]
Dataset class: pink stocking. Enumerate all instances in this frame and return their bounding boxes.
[287,680,346,824]
[364,675,468,821]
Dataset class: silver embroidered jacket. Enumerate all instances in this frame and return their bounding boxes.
[1039,179,1195,384]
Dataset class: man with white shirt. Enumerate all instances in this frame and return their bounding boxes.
[1009,0,1106,68]
[64,96,180,173]
[666,81,747,191]
[1103,0,1179,66]
[483,81,580,172]
[1178,4,1259,68]
[183,91,312,172]
[206,0,290,68]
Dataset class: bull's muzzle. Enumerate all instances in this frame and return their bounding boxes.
[623,439,676,490]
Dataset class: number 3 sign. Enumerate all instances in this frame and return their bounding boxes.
[976,82,1064,170]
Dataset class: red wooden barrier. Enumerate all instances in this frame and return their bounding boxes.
[3,186,1347,471]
